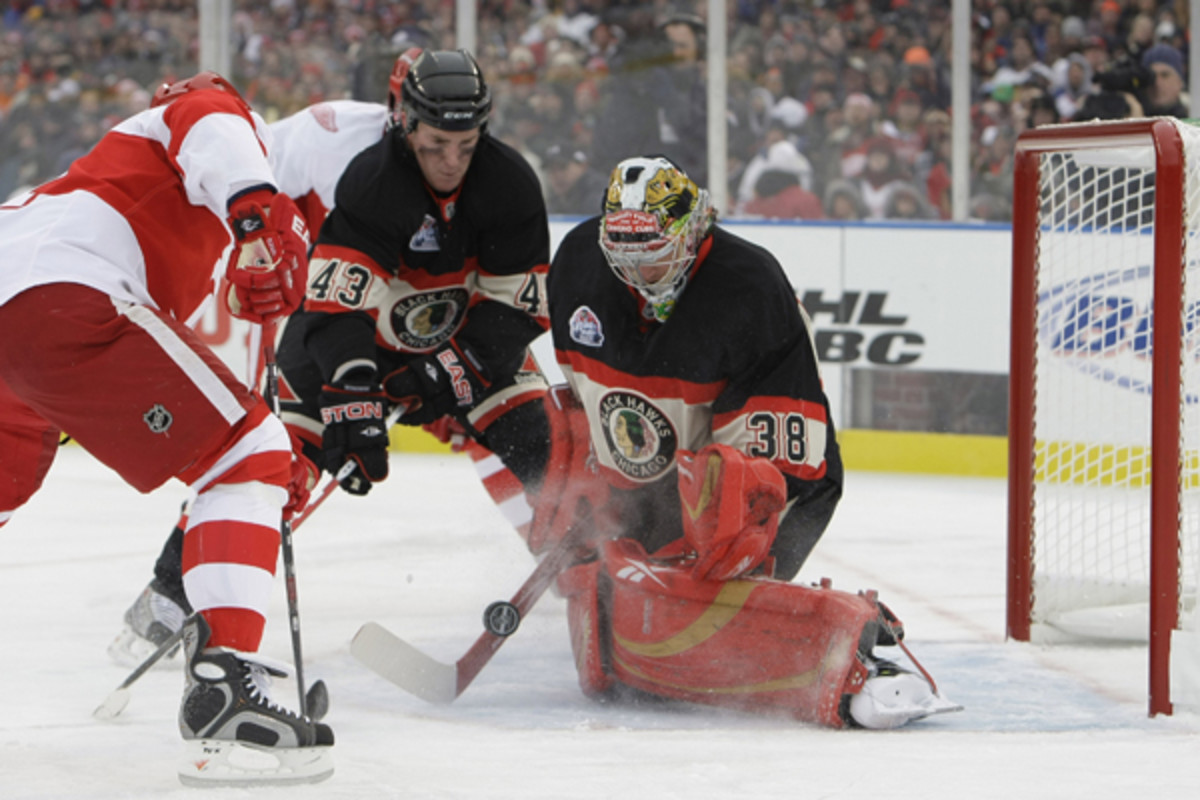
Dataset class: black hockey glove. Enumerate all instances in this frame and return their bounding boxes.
[382,340,491,426]
[319,377,390,496]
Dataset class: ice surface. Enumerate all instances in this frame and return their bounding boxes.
[1,447,1197,798]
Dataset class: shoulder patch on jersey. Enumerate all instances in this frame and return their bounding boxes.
[569,305,604,347]
[409,214,441,252]
[598,391,677,482]
[389,288,468,349]
[308,103,339,132]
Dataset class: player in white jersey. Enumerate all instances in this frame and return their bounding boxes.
[0,72,333,784]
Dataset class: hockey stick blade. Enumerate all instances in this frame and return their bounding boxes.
[305,679,330,721]
[351,622,458,704]
[351,522,592,704]
[94,619,192,720]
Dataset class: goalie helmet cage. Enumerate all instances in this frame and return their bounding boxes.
[1008,117,1200,717]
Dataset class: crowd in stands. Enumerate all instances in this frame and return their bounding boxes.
[0,1,1192,221]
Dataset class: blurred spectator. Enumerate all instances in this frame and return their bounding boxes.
[853,136,909,220]
[1053,53,1094,122]
[818,91,878,193]
[0,0,1194,227]
[542,141,608,216]
[972,124,1016,210]
[902,45,949,111]
[741,168,825,220]
[881,88,925,170]
[884,181,936,221]
[824,179,867,221]
[1140,43,1189,118]
[735,117,815,213]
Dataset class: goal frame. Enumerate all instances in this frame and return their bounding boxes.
[1007,118,1185,717]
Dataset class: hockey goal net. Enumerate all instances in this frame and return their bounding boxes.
[1008,117,1200,716]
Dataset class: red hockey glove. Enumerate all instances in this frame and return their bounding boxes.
[319,378,390,495]
[382,340,491,426]
[422,416,471,452]
[677,443,787,581]
[283,447,319,521]
[225,191,310,324]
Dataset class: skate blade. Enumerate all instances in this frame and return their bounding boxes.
[107,626,179,669]
[864,692,964,729]
[177,739,334,787]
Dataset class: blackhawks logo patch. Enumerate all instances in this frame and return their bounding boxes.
[598,391,676,482]
[389,288,468,349]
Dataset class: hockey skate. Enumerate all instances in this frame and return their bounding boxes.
[176,615,333,786]
[107,579,190,667]
[846,655,963,730]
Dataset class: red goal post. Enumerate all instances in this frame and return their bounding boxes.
[1008,117,1200,717]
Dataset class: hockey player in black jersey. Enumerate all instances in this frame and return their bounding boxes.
[110,50,552,673]
[533,155,959,729]
[293,48,551,495]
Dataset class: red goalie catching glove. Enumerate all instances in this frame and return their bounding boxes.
[225,190,310,324]
[676,443,787,581]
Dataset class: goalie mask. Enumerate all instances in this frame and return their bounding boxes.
[599,156,714,321]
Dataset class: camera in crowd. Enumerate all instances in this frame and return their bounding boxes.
[1094,54,1156,95]
[1079,54,1156,120]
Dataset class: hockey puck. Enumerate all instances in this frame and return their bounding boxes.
[483,601,521,636]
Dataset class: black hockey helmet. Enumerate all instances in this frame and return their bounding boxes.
[150,71,250,113]
[399,49,491,134]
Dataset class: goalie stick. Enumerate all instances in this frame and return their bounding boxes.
[350,520,593,703]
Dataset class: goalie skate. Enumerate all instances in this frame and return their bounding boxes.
[107,579,188,668]
[847,657,963,730]
[177,615,333,786]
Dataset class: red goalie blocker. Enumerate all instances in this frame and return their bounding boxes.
[558,538,885,727]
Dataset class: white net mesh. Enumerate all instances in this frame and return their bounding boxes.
[1028,120,1200,667]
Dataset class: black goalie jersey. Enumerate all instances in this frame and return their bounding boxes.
[548,218,843,578]
[279,126,550,438]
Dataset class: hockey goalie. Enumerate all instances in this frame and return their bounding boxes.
[527,155,961,729]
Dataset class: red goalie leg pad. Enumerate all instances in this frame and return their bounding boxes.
[557,559,616,697]
[677,443,787,581]
[598,538,875,727]
[527,385,610,556]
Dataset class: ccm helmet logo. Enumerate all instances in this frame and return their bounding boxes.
[443,110,474,120]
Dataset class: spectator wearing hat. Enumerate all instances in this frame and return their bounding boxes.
[741,167,825,221]
[735,117,815,213]
[824,178,868,221]
[542,142,608,216]
[1141,43,1188,118]
[884,181,936,221]
[903,44,949,111]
